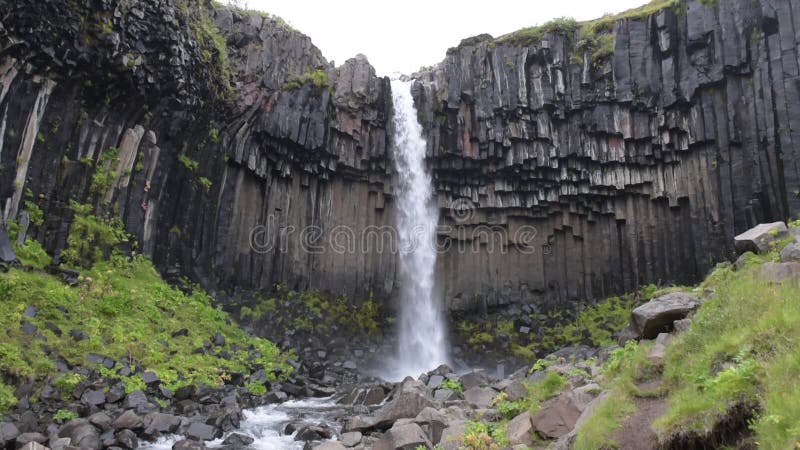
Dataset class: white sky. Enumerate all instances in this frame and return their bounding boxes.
[242,0,650,75]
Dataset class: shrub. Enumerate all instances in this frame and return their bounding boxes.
[440,379,464,393]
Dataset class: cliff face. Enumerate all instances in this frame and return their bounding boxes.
[1,0,799,313]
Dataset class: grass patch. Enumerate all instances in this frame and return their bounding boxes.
[653,251,800,446]
[0,249,292,401]
[440,379,464,394]
[282,69,330,91]
[573,391,636,449]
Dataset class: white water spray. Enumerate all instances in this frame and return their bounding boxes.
[390,79,448,378]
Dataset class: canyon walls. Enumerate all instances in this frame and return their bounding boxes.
[1,0,799,314]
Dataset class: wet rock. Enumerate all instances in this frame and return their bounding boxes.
[141,412,181,438]
[172,439,206,450]
[631,292,702,339]
[186,422,219,441]
[734,222,788,254]
[344,379,434,432]
[115,429,138,449]
[293,425,333,441]
[221,432,254,447]
[339,431,362,447]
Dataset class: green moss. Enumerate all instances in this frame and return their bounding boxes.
[177,0,233,99]
[89,147,120,196]
[496,17,580,46]
[281,69,330,91]
[246,381,267,395]
[23,200,44,226]
[0,248,292,397]
[440,379,464,394]
[0,382,15,415]
[198,176,213,193]
[178,154,200,171]
[61,201,128,268]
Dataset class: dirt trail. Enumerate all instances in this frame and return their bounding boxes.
[615,380,669,450]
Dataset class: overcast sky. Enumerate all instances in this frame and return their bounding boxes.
[241,0,650,75]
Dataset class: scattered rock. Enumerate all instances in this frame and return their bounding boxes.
[673,318,692,333]
[631,292,702,339]
[734,222,788,254]
[16,432,48,446]
[339,431,362,447]
[373,422,431,450]
[69,329,89,341]
[311,442,346,450]
[648,333,673,365]
[293,425,333,441]
[413,407,447,444]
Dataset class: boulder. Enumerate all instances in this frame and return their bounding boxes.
[16,432,48,446]
[81,389,106,406]
[648,333,673,365]
[780,242,800,262]
[339,431,362,447]
[57,419,101,450]
[734,222,788,254]
[344,380,434,432]
[221,432,254,446]
[172,439,206,450]
[531,391,586,439]
[112,411,143,430]
[373,422,431,450]
[88,412,112,431]
[294,425,333,441]
[673,318,692,333]
[17,443,48,450]
[186,422,219,441]
[0,228,16,263]
[459,370,489,390]
[506,411,533,446]
[0,422,20,446]
[413,407,447,444]
[502,380,528,401]
[553,391,610,450]
[438,420,467,450]
[115,429,138,449]
[631,292,701,339]
[311,443,346,450]
[760,262,800,283]
[463,387,496,409]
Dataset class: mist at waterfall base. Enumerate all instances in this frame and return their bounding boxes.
[380,79,449,381]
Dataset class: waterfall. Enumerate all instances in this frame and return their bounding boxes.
[390,79,448,378]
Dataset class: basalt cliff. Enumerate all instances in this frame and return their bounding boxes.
[1,0,799,314]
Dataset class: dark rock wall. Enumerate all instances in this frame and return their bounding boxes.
[1,0,798,313]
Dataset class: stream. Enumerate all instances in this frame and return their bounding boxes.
[141,397,347,450]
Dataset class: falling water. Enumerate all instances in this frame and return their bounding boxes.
[390,79,448,378]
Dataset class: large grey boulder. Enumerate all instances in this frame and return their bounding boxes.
[780,242,800,262]
[506,411,533,446]
[57,419,101,450]
[631,292,701,339]
[413,407,447,444]
[531,390,589,439]
[734,222,788,254]
[339,431,362,447]
[463,386,496,409]
[373,422,431,450]
[438,420,467,450]
[0,422,19,446]
[343,379,434,432]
